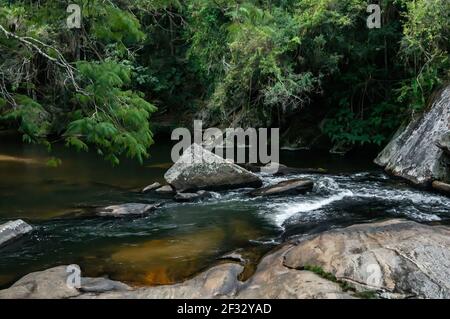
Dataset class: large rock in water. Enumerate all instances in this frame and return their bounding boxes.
[250,178,314,197]
[375,86,450,185]
[97,203,160,217]
[164,144,263,192]
[0,266,130,299]
[284,219,450,298]
[0,220,33,247]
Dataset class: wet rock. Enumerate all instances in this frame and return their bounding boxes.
[142,182,161,193]
[237,246,354,299]
[250,178,314,197]
[97,203,160,217]
[375,86,450,185]
[0,265,80,299]
[239,162,327,175]
[155,185,175,194]
[436,132,450,156]
[237,163,261,173]
[283,219,450,299]
[0,220,33,247]
[174,190,210,202]
[432,180,450,195]
[80,277,131,293]
[218,251,248,264]
[263,162,327,175]
[164,143,262,192]
[0,266,132,299]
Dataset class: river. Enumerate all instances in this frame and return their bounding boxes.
[1,133,449,289]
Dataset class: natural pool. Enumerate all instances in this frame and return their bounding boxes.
[1,133,449,289]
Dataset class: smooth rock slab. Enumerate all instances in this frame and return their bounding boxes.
[97,203,160,217]
[0,219,33,247]
[80,277,131,293]
[375,86,450,185]
[283,219,450,298]
[250,178,314,197]
[0,266,79,299]
[165,144,262,192]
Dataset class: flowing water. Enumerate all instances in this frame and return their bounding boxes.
[1,133,450,289]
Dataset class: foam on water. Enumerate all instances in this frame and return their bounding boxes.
[255,173,448,228]
[270,190,354,227]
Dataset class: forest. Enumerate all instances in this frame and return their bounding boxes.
[0,0,449,162]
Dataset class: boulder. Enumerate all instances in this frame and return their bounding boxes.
[0,266,131,299]
[250,178,314,197]
[97,203,160,217]
[155,185,175,194]
[436,132,450,156]
[236,246,354,299]
[283,219,450,298]
[174,190,210,202]
[0,220,33,247]
[164,144,263,192]
[142,182,161,193]
[0,266,80,299]
[375,86,450,185]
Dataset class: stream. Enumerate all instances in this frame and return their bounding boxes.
[1,133,450,289]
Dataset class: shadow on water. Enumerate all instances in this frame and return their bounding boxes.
[1,133,449,289]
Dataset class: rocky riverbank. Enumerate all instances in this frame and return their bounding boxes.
[375,85,450,190]
[1,219,448,299]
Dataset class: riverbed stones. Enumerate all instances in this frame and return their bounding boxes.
[174,190,210,202]
[142,182,161,193]
[0,219,33,247]
[375,85,450,185]
[97,203,160,217]
[283,219,450,298]
[164,143,263,192]
[155,185,175,194]
[250,178,314,197]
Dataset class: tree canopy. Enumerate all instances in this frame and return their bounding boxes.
[0,0,448,163]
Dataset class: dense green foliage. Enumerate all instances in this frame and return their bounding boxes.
[0,0,448,162]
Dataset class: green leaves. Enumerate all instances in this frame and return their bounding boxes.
[63,61,156,165]
[0,94,51,143]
